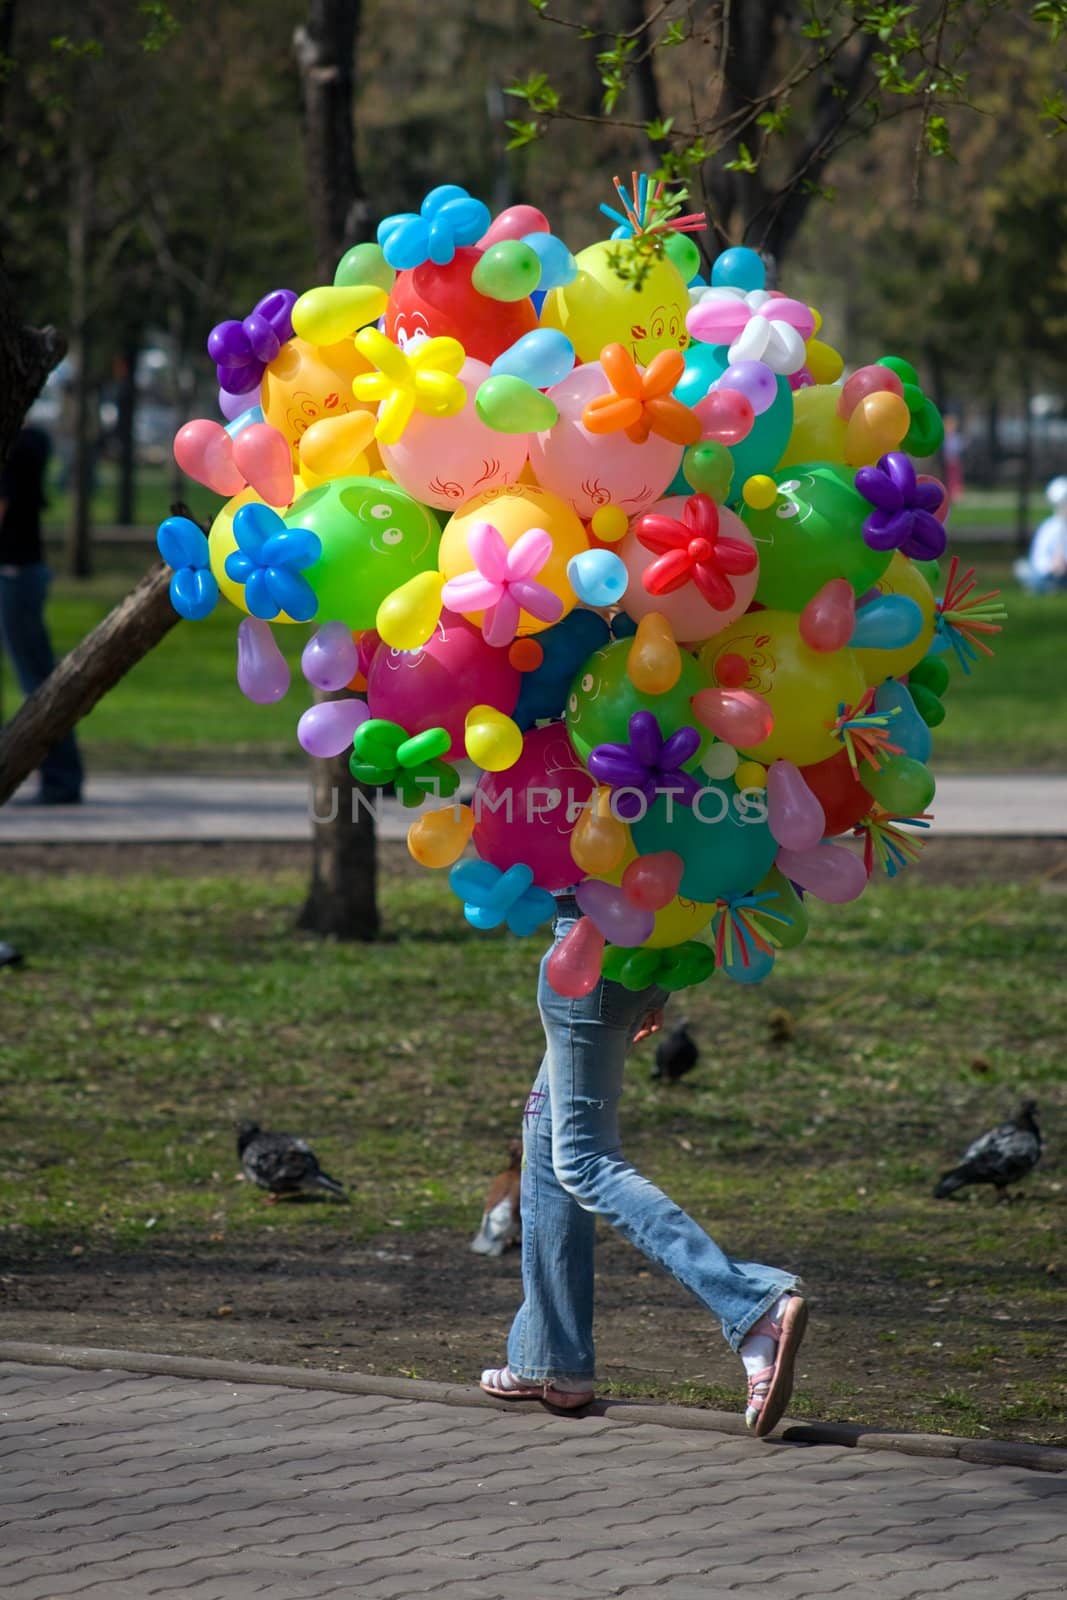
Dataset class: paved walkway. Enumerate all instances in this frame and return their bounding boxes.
[2,773,1065,845]
[2,1356,1065,1600]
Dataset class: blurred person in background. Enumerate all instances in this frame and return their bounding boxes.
[942,414,965,503]
[1015,476,1067,595]
[0,426,84,804]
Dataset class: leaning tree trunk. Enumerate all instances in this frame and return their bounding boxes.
[0,253,66,469]
[294,0,379,940]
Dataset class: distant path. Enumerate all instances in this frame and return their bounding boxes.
[1,773,1065,844]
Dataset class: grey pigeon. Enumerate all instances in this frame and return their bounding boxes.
[934,1101,1042,1199]
[652,1019,699,1083]
[236,1121,347,1201]
[470,1138,522,1256]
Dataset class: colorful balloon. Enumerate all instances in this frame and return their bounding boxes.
[472,723,595,890]
[366,609,520,757]
[439,484,587,636]
[540,238,690,366]
[741,464,890,610]
[380,359,528,509]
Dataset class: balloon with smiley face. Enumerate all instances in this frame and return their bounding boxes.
[564,634,712,768]
[259,336,373,461]
[365,608,521,758]
[379,359,528,511]
[385,248,538,366]
[700,610,866,767]
[279,476,441,632]
[540,239,690,366]
[742,463,891,611]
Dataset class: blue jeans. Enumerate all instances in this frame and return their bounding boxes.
[506,900,799,1385]
[0,563,83,801]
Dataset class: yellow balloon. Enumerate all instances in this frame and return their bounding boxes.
[207,487,278,619]
[590,504,629,543]
[292,284,388,346]
[571,786,629,874]
[735,759,767,790]
[298,409,377,480]
[700,610,865,766]
[854,551,937,684]
[628,612,682,695]
[806,337,844,385]
[407,804,474,869]
[464,706,523,772]
[844,390,910,467]
[779,383,847,468]
[540,239,690,366]
[742,474,777,510]
[440,484,588,636]
[260,337,373,459]
[376,570,445,651]
[602,839,713,948]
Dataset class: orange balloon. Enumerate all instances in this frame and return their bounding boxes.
[628,612,682,694]
[260,336,373,461]
[571,786,629,874]
[844,390,910,467]
[407,805,474,868]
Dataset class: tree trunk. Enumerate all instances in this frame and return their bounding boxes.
[114,335,139,526]
[66,120,94,578]
[294,0,379,940]
[1015,366,1033,553]
[0,252,66,469]
[0,561,179,805]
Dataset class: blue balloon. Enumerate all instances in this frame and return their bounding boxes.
[225,404,264,440]
[157,515,209,572]
[631,783,778,903]
[491,328,575,390]
[522,231,577,290]
[566,550,628,608]
[169,566,218,622]
[513,609,610,729]
[850,595,923,651]
[874,680,932,764]
[711,246,765,292]
[675,343,793,492]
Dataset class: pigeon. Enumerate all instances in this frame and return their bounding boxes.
[652,1019,699,1083]
[236,1121,347,1201]
[0,942,23,969]
[470,1138,522,1256]
[933,1101,1042,1199]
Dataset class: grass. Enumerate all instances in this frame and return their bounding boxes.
[1,856,1064,1439]
[3,537,1062,773]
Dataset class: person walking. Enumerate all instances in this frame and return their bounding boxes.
[480,894,807,1436]
[0,426,83,804]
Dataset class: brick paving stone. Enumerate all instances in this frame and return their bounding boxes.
[2,1360,1065,1600]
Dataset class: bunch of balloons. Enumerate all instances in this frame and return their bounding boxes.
[158,173,1006,996]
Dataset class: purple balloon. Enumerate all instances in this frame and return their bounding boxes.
[857,451,949,561]
[576,879,655,947]
[719,359,776,416]
[297,697,369,759]
[236,617,290,705]
[302,620,360,692]
[218,386,250,421]
[629,710,662,768]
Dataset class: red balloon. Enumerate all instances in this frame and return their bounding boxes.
[622,851,684,911]
[385,249,538,365]
[365,611,519,757]
[799,578,855,652]
[838,364,903,419]
[546,916,605,997]
[478,205,550,247]
[799,749,872,836]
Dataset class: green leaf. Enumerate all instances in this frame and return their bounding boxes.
[661,20,686,47]
[723,141,758,174]
[645,116,675,141]
[505,119,542,150]
[924,114,952,158]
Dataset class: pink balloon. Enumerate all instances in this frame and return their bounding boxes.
[174,419,244,496]
[685,301,750,344]
[527,362,682,520]
[546,916,605,997]
[694,389,754,446]
[302,620,360,691]
[478,205,550,248]
[622,851,684,911]
[839,364,903,418]
[691,688,773,747]
[767,760,826,851]
[365,610,520,757]
[236,617,290,704]
[799,579,856,652]
[777,843,867,903]
[472,723,594,890]
[617,496,758,643]
[297,697,369,758]
[233,422,294,507]
[380,359,528,510]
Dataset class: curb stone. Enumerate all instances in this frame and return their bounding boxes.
[2,1339,1064,1474]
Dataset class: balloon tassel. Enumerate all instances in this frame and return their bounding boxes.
[830,689,902,776]
[934,556,1007,676]
[856,808,932,879]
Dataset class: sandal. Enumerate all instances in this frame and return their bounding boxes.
[479,1365,594,1410]
[745,1294,808,1438]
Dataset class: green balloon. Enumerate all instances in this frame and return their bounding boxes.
[475,375,558,434]
[862,753,936,815]
[472,241,542,302]
[663,232,701,283]
[602,945,662,990]
[631,783,778,904]
[287,476,440,631]
[659,941,716,992]
[912,557,941,588]
[564,636,712,766]
[683,440,734,501]
[334,242,395,292]
[877,355,918,387]
[909,653,950,696]
[742,461,891,610]
[904,396,944,457]
[909,683,946,727]
[751,866,809,950]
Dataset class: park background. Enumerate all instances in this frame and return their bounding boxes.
[0,0,1065,1444]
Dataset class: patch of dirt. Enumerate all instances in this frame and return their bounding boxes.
[2,1218,1064,1443]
